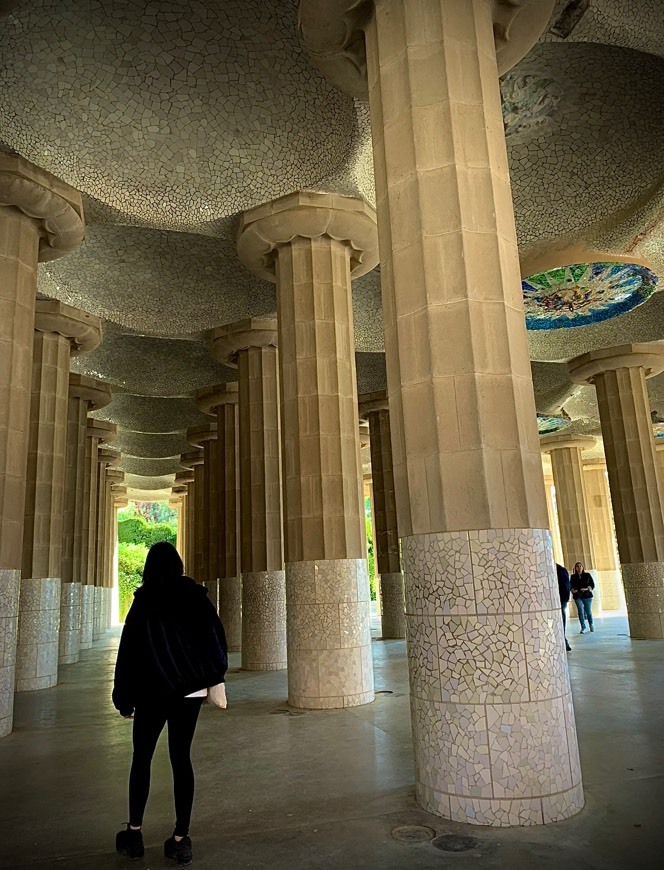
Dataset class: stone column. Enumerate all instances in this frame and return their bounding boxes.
[296,0,581,820]
[60,375,111,663]
[196,384,242,650]
[569,344,664,638]
[187,424,218,607]
[542,461,564,565]
[179,455,202,580]
[170,489,187,556]
[212,320,287,671]
[656,444,664,488]
[16,301,100,692]
[540,435,597,573]
[88,421,116,642]
[97,447,119,630]
[359,391,405,639]
[175,469,195,575]
[108,475,126,624]
[0,155,84,736]
[238,192,378,708]
[583,462,624,612]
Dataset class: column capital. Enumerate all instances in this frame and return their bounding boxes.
[297,0,555,99]
[98,447,120,468]
[180,450,204,469]
[211,317,278,367]
[175,469,195,484]
[569,344,664,385]
[237,191,378,282]
[86,419,117,444]
[358,390,388,419]
[540,434,596,454]
[195,382,238,415]
[106,469,125,487]
[34,299,102,355]
[68,373,112,410]
[0,153,85,261]
[186,423,217,449]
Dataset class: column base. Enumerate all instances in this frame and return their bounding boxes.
[379,572,406,639]
[79,585,95,649]
[595,569,625,612]
[203,579,219,611]
[0,569,20,738]
[286,559,374,709]
[59,582,82,664]
[241,571,287,671]
[403,529,583,826]
[622,562,664,639]
[219,576,242,652]
[92,586,102,641]
[15,577,61,692]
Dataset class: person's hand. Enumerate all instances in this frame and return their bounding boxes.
[208,683,227,709]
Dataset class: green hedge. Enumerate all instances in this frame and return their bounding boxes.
[118,515,176,548]
[118,542,148,621]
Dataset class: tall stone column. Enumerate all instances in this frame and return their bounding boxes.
[359,391,404,639]
[238,192,378,708]
[97,447,119,630]
[541,462,564,565]
[212,320,287,671]
[16,301,100,693]
[583,462,624,611]
[0,155,84,736]
[187,424,218,607]
[87,420,116,642]
[540,435,597,572]
[196,385,242,650]
[298,0,581,820]
[179,455,202,580]
[569,344,664,638]
[60,375,111,663]
[107,475,126,624]
[175,468,195,575]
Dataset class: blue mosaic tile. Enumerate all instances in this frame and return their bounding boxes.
[523,262,657,330]
[537,414,571,436]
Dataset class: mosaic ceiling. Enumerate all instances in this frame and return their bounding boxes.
[1,1,663,494]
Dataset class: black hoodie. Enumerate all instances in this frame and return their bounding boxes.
[112,576,228,717]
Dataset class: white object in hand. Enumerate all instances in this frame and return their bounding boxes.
[208,683,227,709]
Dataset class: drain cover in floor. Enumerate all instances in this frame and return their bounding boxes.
[391,825,436,843]
[431,834,479,852]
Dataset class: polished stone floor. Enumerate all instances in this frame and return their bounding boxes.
[2,615,664,868]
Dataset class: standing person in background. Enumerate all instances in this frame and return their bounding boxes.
[113,541,228,866]
[556,563,572,652]
[571,561,596,635]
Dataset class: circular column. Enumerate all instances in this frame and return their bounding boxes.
[97,446,119,630]
[196,384,242,651]
[180,453,204,582]
[569,343,664,638]
[212,319,287,671]
[16,301,101,692]
[359,391,405,639]
[0,155,84,736]
[187,423,218,609]
[238,191,378,709]
[175,468,195,575]
[88,420,116,642]
[60,375,111,662]
[583,461,624,612]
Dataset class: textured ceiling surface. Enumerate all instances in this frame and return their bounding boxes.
[1,2,663,495]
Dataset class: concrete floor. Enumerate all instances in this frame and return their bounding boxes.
[2,615,664,869]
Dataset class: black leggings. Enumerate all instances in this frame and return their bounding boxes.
[129,698,203,837]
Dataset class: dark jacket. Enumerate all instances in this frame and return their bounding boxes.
[112,575,228,717]
[556,563,571,606]
[570,571,595,600]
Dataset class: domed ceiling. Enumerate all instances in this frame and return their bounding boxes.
[1,0,663,495]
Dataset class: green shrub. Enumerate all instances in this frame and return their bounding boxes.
[118,516,176,548]
[118,542,148,621]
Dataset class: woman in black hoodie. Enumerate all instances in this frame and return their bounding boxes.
[571,561,595,634]
[113,542,228,866]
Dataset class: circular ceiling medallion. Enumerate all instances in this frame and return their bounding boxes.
[522,262,658,330]
[537,413,571,435]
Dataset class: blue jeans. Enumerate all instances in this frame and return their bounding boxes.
[575,597,593,629]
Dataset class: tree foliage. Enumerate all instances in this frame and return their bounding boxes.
[118,515,177,548]
[118,542,147,621]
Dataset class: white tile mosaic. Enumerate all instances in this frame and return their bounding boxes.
[59,582,82,664]
[241,570,287,671]
[16,577,61,693]
[0,569,19,737]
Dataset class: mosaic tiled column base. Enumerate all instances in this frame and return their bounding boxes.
[379,572,406,639]
[219,576,242,652]
[103,587,113,628]
[79,585,95,649]
[0,569,20,737]
[286,559,374,709]
[595,569,625,612]
[241,571,287,671]
[59,582,82,664]
[203,579,219,611]
[92,586,103,641]
[403,529,583,826]
[622,562,664,639]
[15,577,61,692]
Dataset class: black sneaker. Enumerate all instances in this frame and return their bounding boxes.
[116,825,144,860]
[164,835,193,866]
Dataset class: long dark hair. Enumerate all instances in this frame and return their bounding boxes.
[142,541,184,586]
